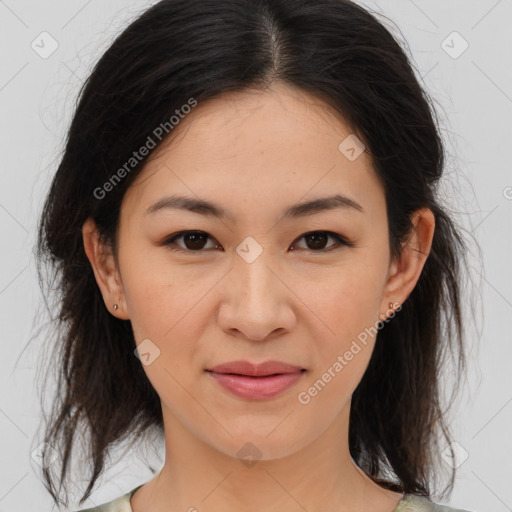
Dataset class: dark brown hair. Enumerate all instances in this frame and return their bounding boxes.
[35,0,473,507]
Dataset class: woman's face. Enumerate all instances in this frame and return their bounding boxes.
[85,83,429,461]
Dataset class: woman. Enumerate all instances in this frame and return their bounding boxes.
[35,0,474,511]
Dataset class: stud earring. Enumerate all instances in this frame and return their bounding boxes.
[113,304,119,311]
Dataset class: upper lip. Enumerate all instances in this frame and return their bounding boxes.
[206,360,305,377]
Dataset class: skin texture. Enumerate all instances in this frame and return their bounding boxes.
[82,83,435,512]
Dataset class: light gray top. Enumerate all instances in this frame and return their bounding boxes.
[78,485,472,512]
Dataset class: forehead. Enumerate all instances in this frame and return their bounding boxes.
[121,84,385,222]
[142,84,357,165]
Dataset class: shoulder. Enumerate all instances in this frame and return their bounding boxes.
[75,488,136,512]
[75,489,474,512]
[397,493,473,512]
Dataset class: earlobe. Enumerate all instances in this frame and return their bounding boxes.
[380,207,435,315]
[82,217,130,320]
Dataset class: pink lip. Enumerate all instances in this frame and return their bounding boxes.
[207,360,304,376]
[205,360,306,400]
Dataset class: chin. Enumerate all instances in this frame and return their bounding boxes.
[203,426,316,464]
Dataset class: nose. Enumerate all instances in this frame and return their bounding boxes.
[216,247,296,342]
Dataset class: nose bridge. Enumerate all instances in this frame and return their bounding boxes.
[217,234,293,340]
[232,235,279,305]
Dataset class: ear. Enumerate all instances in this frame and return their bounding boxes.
[82,217,130,320]
[380,207,435,318]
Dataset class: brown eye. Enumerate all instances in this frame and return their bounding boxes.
[304,232,330,250]
[164,231,219,252]
[292,231,352,252]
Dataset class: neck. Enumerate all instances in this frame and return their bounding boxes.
[130,403,403,512]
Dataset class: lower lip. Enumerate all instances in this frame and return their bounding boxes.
[206,371,304,400]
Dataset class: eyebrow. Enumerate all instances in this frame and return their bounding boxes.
[144,193,364,221]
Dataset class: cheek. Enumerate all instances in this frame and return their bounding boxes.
[121,244,202,340]
[308,260,387,342]
[121,259,210,415]
[121,249,217,383]
[301,258,388,394]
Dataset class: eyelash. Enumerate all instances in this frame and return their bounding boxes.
[161,230,354,254]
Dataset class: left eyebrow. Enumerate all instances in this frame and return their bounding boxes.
[282,194,364,219]
[144,193,364,221]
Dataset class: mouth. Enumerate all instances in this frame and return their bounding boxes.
[204,361,306,400]
[205,369,307,377]
[206,360,306,377]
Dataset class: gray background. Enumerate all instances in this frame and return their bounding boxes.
[1,1,511,511]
